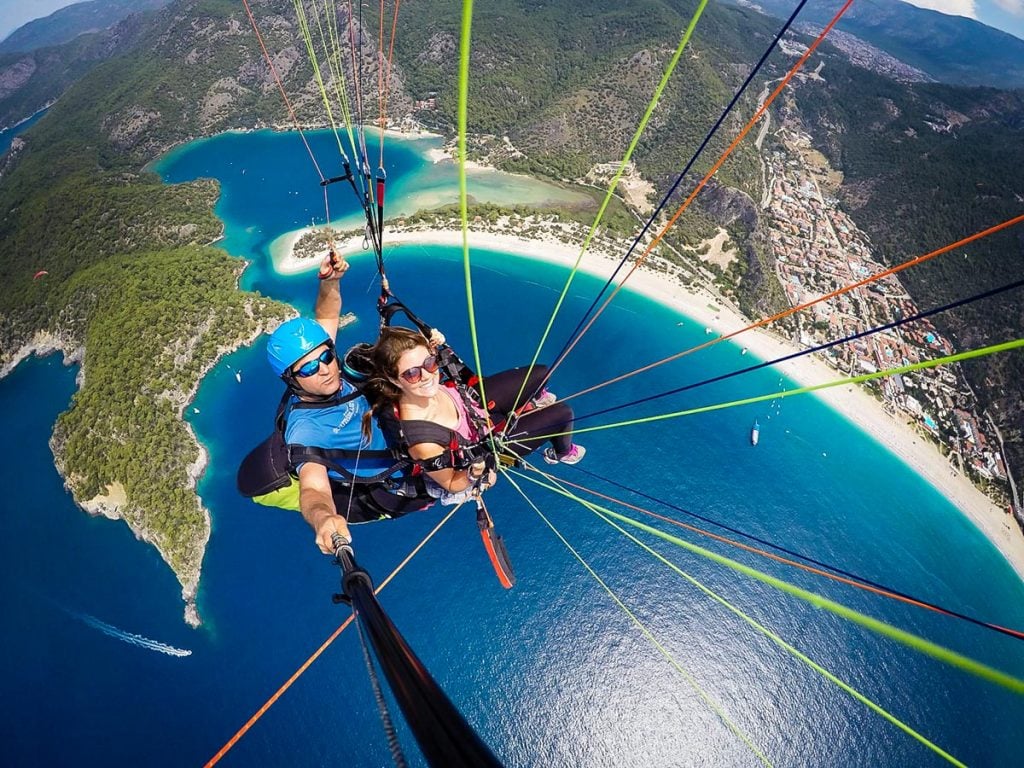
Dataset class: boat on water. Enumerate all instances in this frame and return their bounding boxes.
[751,420,760,446]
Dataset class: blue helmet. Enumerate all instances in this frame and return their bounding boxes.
[266,318,332,378]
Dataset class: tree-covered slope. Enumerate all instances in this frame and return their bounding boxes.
[0,23,142,129]
[50,249,287,594]
[0,0,173,55]
[391,0,769,191]
[0,0,296,623]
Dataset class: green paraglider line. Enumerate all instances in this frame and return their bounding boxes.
[292,0,346,161]
[455,0,502,457]
[532,337,1024,440]
[509,464,968,766]
[509,468,1024,697]
[509,0,713,416]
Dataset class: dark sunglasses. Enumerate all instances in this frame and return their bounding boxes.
[399,355,439,383]
[293,346,336,378]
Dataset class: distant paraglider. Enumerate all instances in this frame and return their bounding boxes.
[33,270,48,280]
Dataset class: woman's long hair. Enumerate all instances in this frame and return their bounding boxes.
[361,326,431,429]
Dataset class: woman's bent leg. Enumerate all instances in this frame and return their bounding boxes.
[501,402,574,458]
[481,365,550,414]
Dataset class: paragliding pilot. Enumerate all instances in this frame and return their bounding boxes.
[238,251,435,553]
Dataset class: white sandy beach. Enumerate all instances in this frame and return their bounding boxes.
[277,227,1024,578]
[424,145,488,171]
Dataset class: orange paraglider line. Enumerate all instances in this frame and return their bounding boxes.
[204,505,459,766]
[543,0,856,383]
[240,0,326,182]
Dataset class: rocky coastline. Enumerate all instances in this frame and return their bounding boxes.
[2,295,292,628]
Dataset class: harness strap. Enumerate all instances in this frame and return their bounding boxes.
[395,416,491,472]
[288,444,411,486]
[290,443,397,462]
[378,295,433,336]
[279,388,412,487]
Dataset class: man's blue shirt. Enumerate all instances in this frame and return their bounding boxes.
[285,381,397,479]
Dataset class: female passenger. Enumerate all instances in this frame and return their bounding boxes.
[364,327,585,504]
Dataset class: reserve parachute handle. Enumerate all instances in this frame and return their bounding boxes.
[330,534,504,768]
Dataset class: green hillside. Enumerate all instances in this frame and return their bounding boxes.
[0,0,294,621]
[0,0,172,55]
[392,0,767,190]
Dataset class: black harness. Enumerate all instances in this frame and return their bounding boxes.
[396,405,494,474]
[277,388,430,496]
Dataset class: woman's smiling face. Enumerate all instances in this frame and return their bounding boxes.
[394,345,439,399]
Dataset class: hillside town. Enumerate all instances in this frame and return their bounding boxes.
[760,126,1009,489]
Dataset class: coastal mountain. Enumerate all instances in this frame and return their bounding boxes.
[742,0,1024,89]
[0,10,153,129]
[0,1,176,129]
[1,0,1022,617]
[0,0,173,55]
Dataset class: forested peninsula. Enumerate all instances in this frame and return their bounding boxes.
[0,1,301,625]
[1,0,1022,624]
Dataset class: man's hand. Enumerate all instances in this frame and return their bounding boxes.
[314,514,352,554]
[468,460,498,491]
[318,250,349,281]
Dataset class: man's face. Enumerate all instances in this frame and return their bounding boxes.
[292,343,340,397]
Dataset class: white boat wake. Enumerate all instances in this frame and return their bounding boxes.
[72,611,192,657]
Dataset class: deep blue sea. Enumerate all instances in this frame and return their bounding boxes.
[4,129,1024,767]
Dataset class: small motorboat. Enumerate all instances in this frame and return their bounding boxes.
[751,420,760,446]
